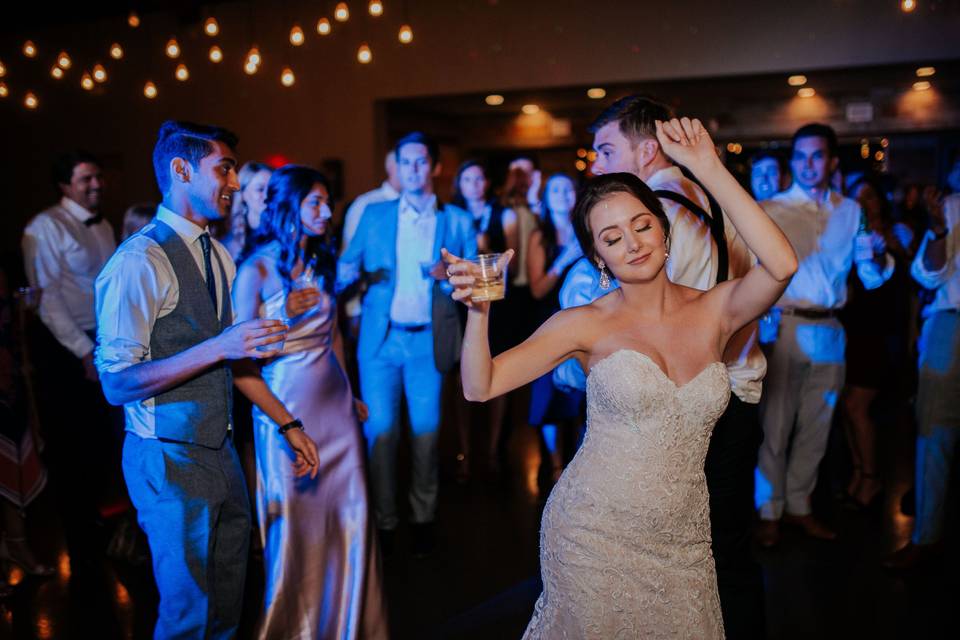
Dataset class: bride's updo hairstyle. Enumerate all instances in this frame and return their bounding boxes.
[572,172,671,270]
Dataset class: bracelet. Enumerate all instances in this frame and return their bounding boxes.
[278,418,304,435]
[930,227,948,241]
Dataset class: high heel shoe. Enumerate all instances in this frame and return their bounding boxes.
[1,537,56,577]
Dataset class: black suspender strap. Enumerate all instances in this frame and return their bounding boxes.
[654,189,729,285]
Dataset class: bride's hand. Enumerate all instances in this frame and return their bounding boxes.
[441,248,483,308]
[654,117,720,174]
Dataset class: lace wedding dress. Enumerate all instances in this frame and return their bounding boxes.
[523,349,729,639]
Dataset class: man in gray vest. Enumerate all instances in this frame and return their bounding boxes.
[95,121,319,638]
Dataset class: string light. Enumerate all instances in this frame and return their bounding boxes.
[23,41,38,58]
[57,51,72,69]
[521,104,540,115]
[166,38,181,58]
[175,63,189,81]
[244,60,259,75]
[92,63,107,83]
[246,47,261,66]
[357,43,372,64]
[289,25,305,46]
[575,159,587,172]
[485,94,504,106]
[901,0,916,12]
[204,17,219,36]
[81,72,94,90]
[143,81,158,99]
[398,24,413,44]
[25,92,39,109]
[51,66,64,79]
[788,74,807,86]
[0,82,7,98]
[912,80,931,91]
[369,1,384,16]
[334,2,350,22]
[797,87,816,98]
[209,46,223,63]
[916,66,935,77]
[110,43,124,59]
[0,60,5,77]
[128,11,140,28]
[317,18,332,35]
[281,67,296,87]
[587,88,606,99]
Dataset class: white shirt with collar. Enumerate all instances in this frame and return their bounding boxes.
[390,194,437,325]
[22,197,117,358]
[340,181,401,318]
[762,183,894,310]
[912,193,960,317]
[94,205,235,439]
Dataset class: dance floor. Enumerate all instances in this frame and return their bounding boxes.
[2,392,957,639]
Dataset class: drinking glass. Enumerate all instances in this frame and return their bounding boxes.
[468,253,508,302]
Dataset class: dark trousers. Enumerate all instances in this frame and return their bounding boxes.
[705,394,766,639]
[123,434,251,640]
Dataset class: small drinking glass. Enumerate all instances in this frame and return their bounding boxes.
[468,253,508,302]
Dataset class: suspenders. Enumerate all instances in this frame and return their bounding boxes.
[653,188,729,285]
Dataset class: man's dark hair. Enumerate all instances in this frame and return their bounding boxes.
[572,172,671,265]
[394,131,438,165]
[152,120,239,194]
[52,150,101,188]
[791,123,838,158]
[749,150,783,169]
[587,95,674,144]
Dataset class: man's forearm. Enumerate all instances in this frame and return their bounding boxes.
[100,338,223,406]
[923,235,948,273]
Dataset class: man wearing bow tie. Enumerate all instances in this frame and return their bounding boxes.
[22,151,117,576]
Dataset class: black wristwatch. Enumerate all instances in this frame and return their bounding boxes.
[278,418,304,435]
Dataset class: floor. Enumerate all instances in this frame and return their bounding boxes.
[2,389,958,640]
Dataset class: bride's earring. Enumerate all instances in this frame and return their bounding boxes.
[597,260,611,290]
[664,240,670,261]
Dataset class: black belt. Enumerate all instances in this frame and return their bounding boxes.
[778,307,837,320]
[389,322,430,332]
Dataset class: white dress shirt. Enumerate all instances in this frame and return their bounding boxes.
[22,197,117,358]
[389,194,437,325]
[95,205,235,439]
[340,181,401,318]
[762,183,894,310]
[912,193,960,317]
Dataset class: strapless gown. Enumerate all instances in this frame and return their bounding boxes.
[523,349,729,639]
[253,289,387,640]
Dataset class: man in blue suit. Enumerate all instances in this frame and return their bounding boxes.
[339,132,476,556]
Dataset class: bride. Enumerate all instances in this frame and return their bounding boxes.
[444,117,797,638]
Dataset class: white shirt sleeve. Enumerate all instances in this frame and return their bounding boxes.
[94,246,171,374]
[22,218,94,358]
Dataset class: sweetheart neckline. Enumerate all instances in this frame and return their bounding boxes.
[587,349,725,390]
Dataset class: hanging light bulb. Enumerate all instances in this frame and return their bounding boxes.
[92,63,107,83]
[398,24,413,44]
[166,38,180,58]
[357,43,372,64]
[109,43,124,59]
[0,82,7,98]
[80,72,94,90]
[281,67,296,87]
[0,60,5,77]
[23,41,38,58]
[246,46,261,66]
[143,81,158,99]
[209,46,223,63]
[244,60,259,75]
[334,2,350,22]
[51,66,64,79]
[128,11,140,28]
[316,18,332,35]
[175,63,189,81]
[289,25,305,46]
[204,17,219,36]
[369,1,384,16]
[24,91,39,109]
[57,51,71,69]
[901,0,916,12]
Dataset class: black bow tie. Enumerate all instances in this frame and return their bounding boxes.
[83,215,104,227]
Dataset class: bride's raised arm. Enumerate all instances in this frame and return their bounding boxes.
[654,117,798,335]
[442,248,586,402]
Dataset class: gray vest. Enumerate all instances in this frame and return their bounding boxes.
[143,219,233,448]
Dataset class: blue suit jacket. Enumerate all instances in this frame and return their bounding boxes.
[338,198,477,361]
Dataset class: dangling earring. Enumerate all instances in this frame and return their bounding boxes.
[664,240,670,262]
[597,260,611,290]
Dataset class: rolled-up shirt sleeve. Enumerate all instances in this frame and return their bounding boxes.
[911,231,954,290]
[856,251,896,290]
[94,249,168,374]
